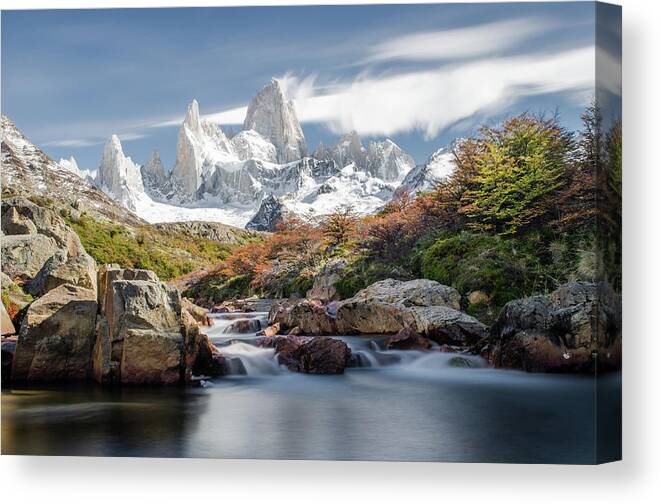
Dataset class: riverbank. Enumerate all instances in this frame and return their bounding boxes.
[2,310,622,462]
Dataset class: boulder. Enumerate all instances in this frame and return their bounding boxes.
[386,327,432,350]
[269,299,337,334]
[269,278,487,345]
[211,297,275,313]
[256,323,281,337]
[1,234,60,282]
[11,284,97,382]
[181,298,211,326]
[94,266,185,385]
[347,279,461,310]
[255,334,350,374]
[181,310,221,378]
[407,306,488,346]
[488,282,621,373]
[1,197,85,256]
[27,249,97,297]
[224,318,262,334]
[293,337,351,374]
[307,259,347,302]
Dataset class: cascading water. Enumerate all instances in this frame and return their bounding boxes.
[203,313,488,377]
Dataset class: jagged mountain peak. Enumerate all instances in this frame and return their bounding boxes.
[96,134,144,211]
[184,99,202,133]
[243,79,307,164]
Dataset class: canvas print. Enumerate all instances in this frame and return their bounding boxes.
[1,2,621,463]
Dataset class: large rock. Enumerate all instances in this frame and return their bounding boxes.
[1,197,85,257]
[346,279,461,310]
[293,337,350,374]
[256,335,350,374]
[94,266,184,385]
[27,249,97,297]
[268,299,337,334]
[488,282,621,373]
[1,234,60,282]
[269,278,486,345]
[386,327,432,350]
[11,284,97,382]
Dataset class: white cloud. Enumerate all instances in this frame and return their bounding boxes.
[365,18,552,63]
[284,46,595,138]
[42,138,103,148]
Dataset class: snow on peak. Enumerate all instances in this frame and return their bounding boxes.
[393,147,455,199]
[171,99,235,199]
[58,156,80,174]
[231,129,278,163]
[95,135,144,211]
[243,79,307,163]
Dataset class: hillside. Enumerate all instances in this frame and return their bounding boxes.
[1,115,258,281]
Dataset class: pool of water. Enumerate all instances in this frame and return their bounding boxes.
[1,312,621,463]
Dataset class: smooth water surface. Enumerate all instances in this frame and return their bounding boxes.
[2,312,621,463]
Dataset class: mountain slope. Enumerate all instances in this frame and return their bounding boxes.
[1,115,258,280]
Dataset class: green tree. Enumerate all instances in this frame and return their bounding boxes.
[458,114,574,235]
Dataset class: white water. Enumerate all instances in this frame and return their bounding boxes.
[204,312,488,378]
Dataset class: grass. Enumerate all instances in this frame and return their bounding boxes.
[65,213,242,281]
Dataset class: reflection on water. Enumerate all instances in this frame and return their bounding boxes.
[1,313,622,463]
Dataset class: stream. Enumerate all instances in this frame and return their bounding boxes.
[1,312,621,463]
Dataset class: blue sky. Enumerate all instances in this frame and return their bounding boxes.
[2,3,606,170]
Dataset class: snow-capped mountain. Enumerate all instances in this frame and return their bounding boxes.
[393,148,456,199]
[51,78,421,229]
[314,131,415,182]
[95,135,144,212]
[140,150,168,199]
[243,79,307,164]
[58,156,95,182]
[1,115,143,226]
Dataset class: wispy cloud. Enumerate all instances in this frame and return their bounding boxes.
[364,18,552,63]
[187,46,594,140]
[41,132,148,149]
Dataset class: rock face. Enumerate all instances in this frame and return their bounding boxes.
[141,150,168,198]
[1,197,88,283]
[245,194,287,231]
[27,249,97,297]
[257,334,350,374]
[1,116,144,228]
[93,265,184,385]
[11,284,98,382]
[1,234,60,282]
[243,79,307,164]
[393,148,455,199]
[170,99,235,199]
[386,327,432,350]
[488,282,621,373]
[270,278,487,346]
[315,132,415,182]
[95,135,145,211]
[307,259,347,302]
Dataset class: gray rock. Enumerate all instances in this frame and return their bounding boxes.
[488,282,621,373]
[1,234,60,282]
[27,249,97,297]
[12,284,97,382]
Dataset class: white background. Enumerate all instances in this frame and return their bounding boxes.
[1,0,659,502]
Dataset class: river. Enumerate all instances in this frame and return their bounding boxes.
[1,312,621,463]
